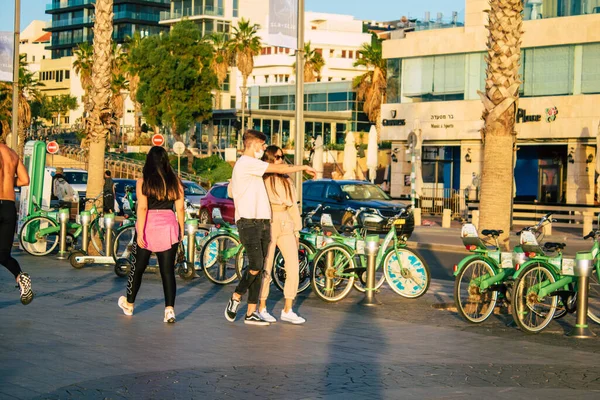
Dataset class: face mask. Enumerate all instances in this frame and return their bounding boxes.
[254,146,264,159]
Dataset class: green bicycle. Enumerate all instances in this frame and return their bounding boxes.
[310,206,430,302]
[510,218,600,333]
[19,194,107,257]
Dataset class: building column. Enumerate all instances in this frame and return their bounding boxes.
[460,142,483,198]
[390,141,410,198]
[330,122,336,145]
[566,140,595,205]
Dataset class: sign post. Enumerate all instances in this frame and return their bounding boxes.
[46,140,59,167]
[151,133,165,147]
[173,141,185,176]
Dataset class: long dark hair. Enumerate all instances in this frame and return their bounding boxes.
[262,145,293,200]
[142,146,181,201]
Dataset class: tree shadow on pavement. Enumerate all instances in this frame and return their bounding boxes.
[326,303,387,398]
[63,276,125,307]
[177,284,224,321]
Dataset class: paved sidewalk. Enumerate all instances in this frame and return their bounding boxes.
[1,253,599,399]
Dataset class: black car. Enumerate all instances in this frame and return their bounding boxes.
[302,179,414,234]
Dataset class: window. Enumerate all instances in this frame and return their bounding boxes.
[348,50,353,58]
[316,48,323,56]
[233,0,239,17]
[523,46,574,96]
[581,43,600,94]
[183,182,207,196]
[285,48,290,54]
[523,0,600,20]
[304,182,325,199]
[32,55,35,62]
[265,75,270,83]
[329,49,334,57]
[402,54,465,100]
[341,50,346,58]
[64,116,69,124]
[266,47,272,55]
[211,186,227,199]
[341,184,391,200]
[325,184,343,200]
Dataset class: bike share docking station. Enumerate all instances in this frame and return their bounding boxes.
[567,252,596,338]
[359,235,382,306]
[69,213,116,268]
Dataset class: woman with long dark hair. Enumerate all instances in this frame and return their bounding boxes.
[118,146,185,323]
[257,145,305,324]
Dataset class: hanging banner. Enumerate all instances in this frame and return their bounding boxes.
[268,0,298,49]
[0,31,14,83]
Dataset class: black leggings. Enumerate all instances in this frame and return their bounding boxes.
[126,234,178,307]
[0,201,22,279]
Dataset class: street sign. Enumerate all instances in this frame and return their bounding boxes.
[173,141,185,155]
[46,141,59,154]
[151,134,165,147]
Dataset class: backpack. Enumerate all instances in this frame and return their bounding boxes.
[54,178,78,202]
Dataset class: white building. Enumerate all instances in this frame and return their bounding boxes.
[19,20,51,75]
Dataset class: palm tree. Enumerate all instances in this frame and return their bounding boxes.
[48,94,78,126]
[292,42,325,83]
[86,0,114,207]
[123,32,143,138]
[229,18,261,141]
[73,42,93,133]
[477,0,523,250]
[352,38,386,138]
[207,32,232,110]
[111,73,128,146]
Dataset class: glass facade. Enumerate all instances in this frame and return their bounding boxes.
[45,0,169,59]
[523,0,600,20]
[163,0,225,20]
[387,42,600,103]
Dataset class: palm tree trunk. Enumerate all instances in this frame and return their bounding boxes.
[86,0,114,212]
[477,0,523,250]
[134,101,141,138]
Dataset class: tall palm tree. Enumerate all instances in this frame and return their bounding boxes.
[86,0,114,206]
[73,42,93,133]
[123,32,143,138]
[208,32,231,110]
[229,18,261,141]
[352,38,386,138]
[477,0,523,250]
[293,42,325,83]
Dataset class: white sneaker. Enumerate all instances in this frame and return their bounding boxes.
[281,310,305,325]
[258,308,277,323]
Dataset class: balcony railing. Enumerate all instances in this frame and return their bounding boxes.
[160,5,225,21]
[46,0,94,11]
[46,16,93,29]
[50,34,93,46]
[114,11,161,23]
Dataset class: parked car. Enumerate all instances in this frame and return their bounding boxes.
[182,180,207,214]
[302,179,413,233]
[199,182,235,224]
[113,178,137,215]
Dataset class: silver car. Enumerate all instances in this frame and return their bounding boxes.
[182,180,207,215]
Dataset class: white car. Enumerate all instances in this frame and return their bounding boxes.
[47,167,88,199]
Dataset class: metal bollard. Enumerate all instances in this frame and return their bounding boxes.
[79,211,91,253]
[567,252,596,338]
[360,235,382,306]
[185,219,198,263]
[103,213,115,259]
[57,208,70,259]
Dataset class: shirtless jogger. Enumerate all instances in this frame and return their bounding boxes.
[0,143,33,305]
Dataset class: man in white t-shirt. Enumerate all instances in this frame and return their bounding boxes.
[225,130,316,326]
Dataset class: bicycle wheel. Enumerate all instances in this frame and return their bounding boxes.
[453,258,498,323]
[272,242,314,294]
[19,217,59,256]
[311,244,356,302]
[201,233,241,285]
[587,271,600,324]
[89,218,106,256]
[353,256,385,293]
[112,224,159,267]
[383,247,431,298]
[511,262,558,333]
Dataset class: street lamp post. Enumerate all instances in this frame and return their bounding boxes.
[294,0,305,203]
[11,0,21,151]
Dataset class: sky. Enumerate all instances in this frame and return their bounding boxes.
[1,0,465,32]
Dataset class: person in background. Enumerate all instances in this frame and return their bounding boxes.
[0,143,33,305]
[224,130,316,326]
[118,146,185,323]
[53,167,78,204]
[257,145,305,324]
[103,170,115,213]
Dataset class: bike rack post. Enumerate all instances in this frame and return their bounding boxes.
[103,213,115,259]
[79,211,91,254]
[57,208,70,260]
[359,235,382,306]
[567,252,596,338]
[185,219,198,263]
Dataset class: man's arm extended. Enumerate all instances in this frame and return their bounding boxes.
[15,158,30,187]
[265,163,317,178]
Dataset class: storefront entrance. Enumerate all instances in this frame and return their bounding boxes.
[515,145,567,203]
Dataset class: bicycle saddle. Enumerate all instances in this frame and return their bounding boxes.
[481,229,503,237]
[544,242,566,251]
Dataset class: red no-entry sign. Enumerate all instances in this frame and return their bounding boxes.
[152,134,165,147]
[46,141,59,154]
